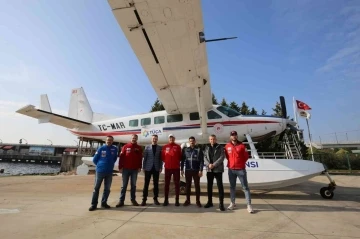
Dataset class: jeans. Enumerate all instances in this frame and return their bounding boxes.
[206,172,224,203]
[120,169,138,202]
[91,172,113,206]
[142,167,160,201]
[228,169,251,205]
[185,171,200,202]
[164,169,180,200]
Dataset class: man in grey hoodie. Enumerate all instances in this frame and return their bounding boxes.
[203,134,225,211]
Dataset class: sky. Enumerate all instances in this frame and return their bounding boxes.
[0,0,359,145]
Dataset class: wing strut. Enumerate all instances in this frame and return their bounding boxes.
[197,85,208,139]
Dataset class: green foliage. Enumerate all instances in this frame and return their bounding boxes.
[220,98,228,107]
[212,93,218,105]
[309,149,360,170]
[239,101,250,115]
[150,98,165,112]
[229,101,240,112]
[250,107,257,115]
[335,148,350,155]
[272,101,283,117]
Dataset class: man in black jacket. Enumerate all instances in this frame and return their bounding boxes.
[203,134,225,211]
[181,136,204,207]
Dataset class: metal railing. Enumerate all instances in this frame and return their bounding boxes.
[291,133,303,158]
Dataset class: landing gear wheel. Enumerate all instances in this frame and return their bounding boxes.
[180,181,186,195]
[320,187,334,199]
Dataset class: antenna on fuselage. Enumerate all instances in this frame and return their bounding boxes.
[199,32,237,43]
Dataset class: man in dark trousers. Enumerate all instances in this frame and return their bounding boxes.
[181,136,204,207]
[141,134,162,206]
[116,134,143,207]
[203,134,226,211]
[89,135,118,211]
[161,134,182,206]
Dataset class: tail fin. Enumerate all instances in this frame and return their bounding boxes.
[68,87,93,123]
[40,94,52,112]
[38,94,52,124]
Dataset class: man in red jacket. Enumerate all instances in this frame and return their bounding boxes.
[224,131,254,213]
[116,134,143,207]
[161,134,182,206]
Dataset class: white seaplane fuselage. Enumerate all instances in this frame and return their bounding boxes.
[69,105,288,145]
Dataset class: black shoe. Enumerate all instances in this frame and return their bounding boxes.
[154,198,160,205]
[116,201,124,207]
[219,203,225,211]
[101,203,111,209]
[204,202,213,208]
[89,205,97,211]
[140,200,146,206]
[131,200,139,206]
[163,200,169,206]
[175,199,180,207]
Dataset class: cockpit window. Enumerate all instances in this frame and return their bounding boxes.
[216,106,241,117]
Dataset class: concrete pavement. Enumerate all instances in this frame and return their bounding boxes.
[0,174,359,239]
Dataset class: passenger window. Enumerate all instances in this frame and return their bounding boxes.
[154,116,165,124]
[189,112,200,120]
[141,118,151,126]
[129,119,138,127]
[167,114,183,123]
[207,110,222,119]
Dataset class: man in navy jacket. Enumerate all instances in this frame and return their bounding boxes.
[89,136,118,211]
[181,136,204,207]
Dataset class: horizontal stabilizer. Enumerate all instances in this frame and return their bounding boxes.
[16,105,91,128]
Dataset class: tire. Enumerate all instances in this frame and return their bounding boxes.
[320,187,334,199]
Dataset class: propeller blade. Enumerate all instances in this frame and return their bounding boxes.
[279,96,287,119]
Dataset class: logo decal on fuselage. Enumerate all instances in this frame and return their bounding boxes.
[142,128,163,137]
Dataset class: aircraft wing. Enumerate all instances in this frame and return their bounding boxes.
[16,105,91,128]
[108,0,212,114]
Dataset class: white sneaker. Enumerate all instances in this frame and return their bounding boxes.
[247,204,254,213]
[227,202,236,210]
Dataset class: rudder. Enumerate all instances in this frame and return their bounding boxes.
[68,87,93,123]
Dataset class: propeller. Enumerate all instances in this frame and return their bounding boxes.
[278,96,300,142]
[278,96,287,141]
[279,96,287,119]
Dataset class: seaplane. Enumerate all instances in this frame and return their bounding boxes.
[15,0,336,199]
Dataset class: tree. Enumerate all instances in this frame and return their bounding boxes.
[150,98,165,112]
[212,93,218,105]
[272,101,283,117]
[220,98,228,107]
[249,107,258,115]
[229,101,240,112]
[239,101,250,115]
[261,109,267,115]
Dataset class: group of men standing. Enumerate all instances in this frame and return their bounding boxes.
[89,130,254,214]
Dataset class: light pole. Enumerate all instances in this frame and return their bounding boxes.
[47,139,53,145]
